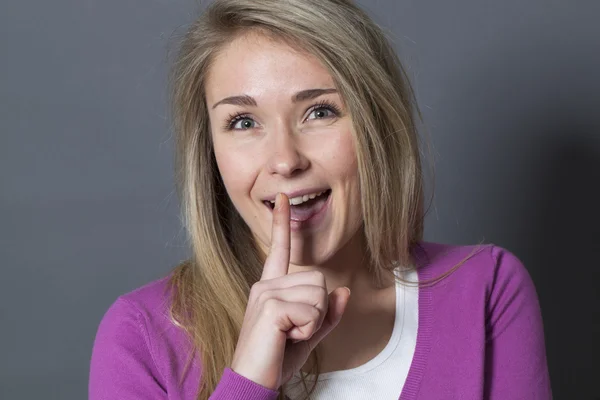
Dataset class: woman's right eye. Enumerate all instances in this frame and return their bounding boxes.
[229,116,256,130]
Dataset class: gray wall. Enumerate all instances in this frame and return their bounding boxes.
[1,0,598,399]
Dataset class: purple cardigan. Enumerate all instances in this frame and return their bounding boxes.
[89,242,552,399]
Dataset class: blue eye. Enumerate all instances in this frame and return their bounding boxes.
[306,101,341,121]
[233,118,255,130]
[307,107,335,120]
[226,115,255,130]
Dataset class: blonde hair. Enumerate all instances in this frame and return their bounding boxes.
[168,0,452,398]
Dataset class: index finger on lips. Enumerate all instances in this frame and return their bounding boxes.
[260,193,291,281]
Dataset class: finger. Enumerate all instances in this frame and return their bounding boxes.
[255,270,326,293]
[263,285,328,340]
[305,287,351,350]
[265,285,328,317]
[261,298,321,340]
[261,193,291,281]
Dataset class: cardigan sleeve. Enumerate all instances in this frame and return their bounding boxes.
[89,297,279,400]
[212,368,280,400]
[484,246,553,399]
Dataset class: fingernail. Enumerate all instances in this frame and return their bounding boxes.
[345,287,351,296]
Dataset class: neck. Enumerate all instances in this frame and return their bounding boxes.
[287,232,394,296]
[291,232,398,375]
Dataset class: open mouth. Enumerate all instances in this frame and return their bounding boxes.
[264,189,331,223]
[263,189,331,210]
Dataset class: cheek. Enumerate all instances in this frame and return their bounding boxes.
[328,129,359,181]
[332,132,362,214]
[213,147,253,198]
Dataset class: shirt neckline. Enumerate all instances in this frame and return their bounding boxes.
[303,267,407,381]
[398,242,433,400]
[287,242,433,399]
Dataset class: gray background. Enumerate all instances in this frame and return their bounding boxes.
[1,0,598,399]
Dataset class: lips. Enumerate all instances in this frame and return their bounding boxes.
[287,190,331,222]
[263,189,331,210]
[261,187,331,204]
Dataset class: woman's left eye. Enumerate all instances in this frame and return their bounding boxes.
[307,106,336,120]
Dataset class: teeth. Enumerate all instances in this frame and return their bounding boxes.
[268,190,326,206]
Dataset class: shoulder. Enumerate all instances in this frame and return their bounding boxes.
[415,241,534,293]
[410,246,551,397]
[90,276,199,398]
[96,276,176,344]
[94,273,196,354]
[90,275,181,365]
[112,276,174,323]
[415,241,541,332]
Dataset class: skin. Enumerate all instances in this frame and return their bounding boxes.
[205,32,397,385]
[207,32,362,270]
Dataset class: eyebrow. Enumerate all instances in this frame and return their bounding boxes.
[211,88,337,109]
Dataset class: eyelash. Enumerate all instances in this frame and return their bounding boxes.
[223,100,342,131]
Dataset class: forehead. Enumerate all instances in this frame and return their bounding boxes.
[205,32,336,103]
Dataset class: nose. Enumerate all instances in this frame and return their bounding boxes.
[266,126,309,177]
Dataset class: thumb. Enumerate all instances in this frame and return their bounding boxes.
[306,287,351,350]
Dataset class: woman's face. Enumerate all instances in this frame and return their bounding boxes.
[205,33,363,266]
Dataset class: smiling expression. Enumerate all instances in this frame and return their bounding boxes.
[205,32,363,266]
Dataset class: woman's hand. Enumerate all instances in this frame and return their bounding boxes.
[230,193,351,390]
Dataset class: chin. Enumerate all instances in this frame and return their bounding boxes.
[288,224,362,268]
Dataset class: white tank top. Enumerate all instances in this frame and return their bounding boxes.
[284,267,419,399]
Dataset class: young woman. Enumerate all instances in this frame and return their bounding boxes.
[89,0,552,399]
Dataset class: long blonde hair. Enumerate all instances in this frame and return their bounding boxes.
[169,0,437,398]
